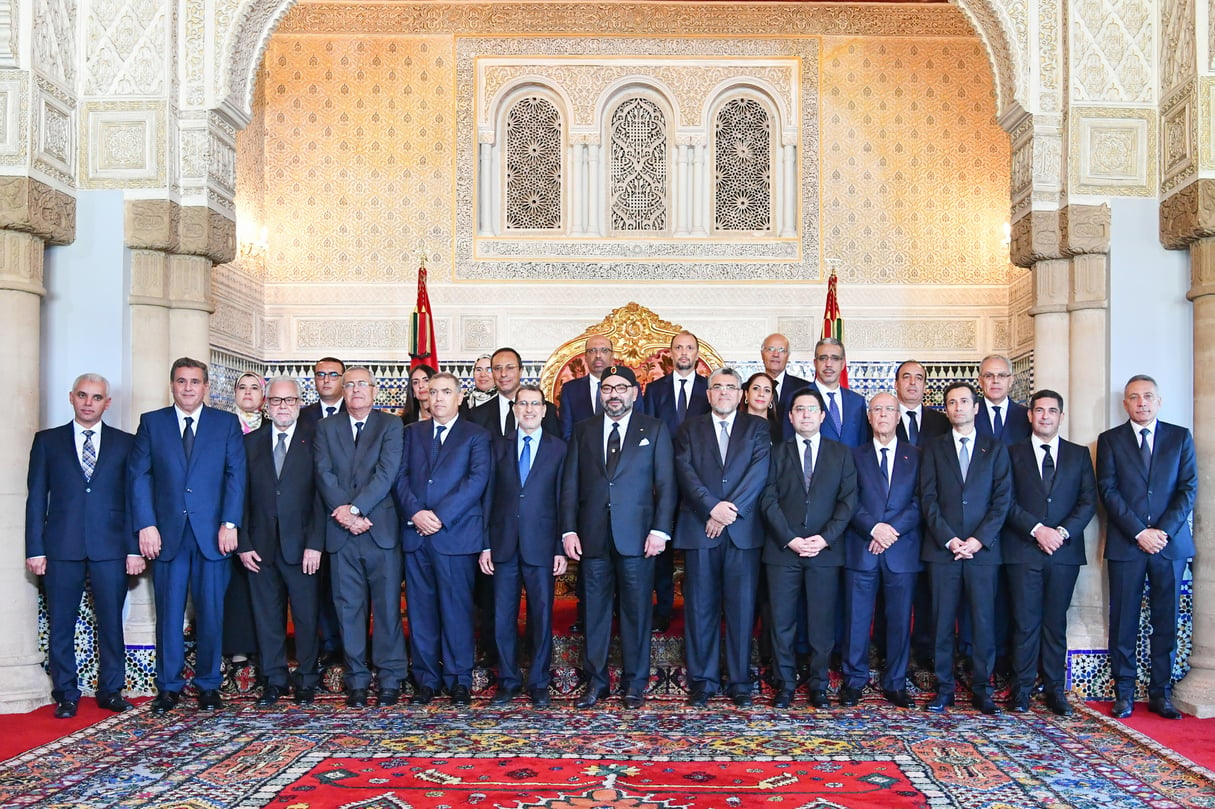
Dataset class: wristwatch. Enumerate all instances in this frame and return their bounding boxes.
[349,504,361,517]
[222,522,236,530]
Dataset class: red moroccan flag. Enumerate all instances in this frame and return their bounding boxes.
[410,265,438,371]
[822,267,848,387]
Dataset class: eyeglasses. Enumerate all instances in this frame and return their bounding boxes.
[267,396,300,406]
[492,364,519,373]
[980,372,1012,380]
[792,405,822,414]
[586,347,613,355]
[315,371,343,379]
[761,346,788,355]
[709,384,740,392]
[815,354,844,363]
[514,400,545,409]
[868,405,898,413]
[601,383,632,395]
[342,380,374,389]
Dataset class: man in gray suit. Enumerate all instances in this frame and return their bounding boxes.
[314,366,407,708]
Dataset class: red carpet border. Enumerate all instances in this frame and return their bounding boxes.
[2,697,1214,809]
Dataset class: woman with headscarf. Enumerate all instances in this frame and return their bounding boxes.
[466,354,496,409]
[234,372,266,434]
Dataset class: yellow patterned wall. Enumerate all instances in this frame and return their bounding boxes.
[260,35,454,283]
[820,38,1012,285]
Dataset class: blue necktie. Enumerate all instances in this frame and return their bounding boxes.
[879,446,890,498]
[1139,428,1152,472]
[828,392,842,435]
[676,379,688,424]
[182,416,195,460]
[519,434,532,485]
[906,411,919,445]
[431,425,446,468]
[992,405,1004,438]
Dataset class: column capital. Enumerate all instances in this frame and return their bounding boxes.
[1186,236,1215,301]
[1060,204,1110,256]
[0,228,47,296]
[0,177,75,246]
[125,201,236,265]
[1028,257,1069,315]
[1162,179,1215,251]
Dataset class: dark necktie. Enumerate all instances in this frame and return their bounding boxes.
[325,405,336,418]
[676,379,688,424]
[1041,443,1055,490]
[519,434,532,486]
[1139,427,1152,471]
[992,405,1004,437]
[81,429,96,481]
[593,380,603,416]
[274,432,288,478]
[906,410,919,445]
[505,401,516,435]
[182,416,195,460]
[879,446,890,498]
[606,422,621,476]
[958,436,970,482]
[828,392,842,435]
[802,438,814,491]
[431,424,446,467]
[353,421,364,448]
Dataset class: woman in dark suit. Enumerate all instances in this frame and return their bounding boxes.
[743,372,782,444]
[402,363,437,425]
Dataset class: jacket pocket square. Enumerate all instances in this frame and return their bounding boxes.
[638,438,651,446]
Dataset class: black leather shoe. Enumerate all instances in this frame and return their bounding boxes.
[150,691,180,714]
[345,688,369,708]
[1112,698,1133,718]
[450,685,472,706]
[97,693,133,713]
[839,687,861,707]
[623,689,645,709]
[877,689,908,708]
[197,690,224,711]
[1045,692,1073,717]
[652,614,672,634]
[972,695,1001,716]
[686,689,709,708]
[576,688,610,709]
[809,689,830,709]
[925,692,954,713]
[529,688,551,708]
[54,699,78,719]
[773,689,795,709]
[491,686,521,705]
[411,686,435,705]
[294,687,317,705]
[730,688,753,708]
[256,685,286,706]
[1009,693,1030,713]
[1149,696,1183,720]
[378,688,401,707]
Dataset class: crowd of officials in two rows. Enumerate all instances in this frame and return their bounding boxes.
[25,331,1195,721]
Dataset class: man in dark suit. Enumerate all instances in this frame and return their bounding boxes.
[467,346,560,438]
[760,333,810,440]
[237,377,325,706]
[894,360,950,446]
[842,392,921,709]
[562,364,676,709]
[481,385,566,708]
[810,338,869,447]
[130,357,247,714]
[1003,389,1096,716]
[761,388,857,709]
[644,330,710,633]
[26,373,144,718]
[919,381,1012,715]
[976,355,1030,445]
[559,334,614,440]
[299,356,347,429]
[396,371,493,706]
[674,367,770,707]
[314,366,407,708]
[1098,374,1197,720]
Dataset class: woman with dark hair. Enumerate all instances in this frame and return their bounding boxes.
[743,371,782,444]
[403,363,437,424]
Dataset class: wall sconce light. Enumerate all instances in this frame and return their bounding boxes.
[238,225,268,260]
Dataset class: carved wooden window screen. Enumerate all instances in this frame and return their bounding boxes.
[609,97,668,232]
[713,98,772,232]
[504,95,563,230]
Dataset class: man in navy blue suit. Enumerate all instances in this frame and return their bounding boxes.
[1003,389,1096,716]
[760,333,810,440]
[810,338,869,447]
[130,358,247,714]
[674,367,770,707]
[26,373,145,718]
[1098,375,1197,720]
[644,330,710,633]
[842,392,921,709]
[482,385,566,708]
[976,355,1030,445]
[919,382,1011,715]
[396,372,493,707]
[559,334,614,440]
[562,364,676,710]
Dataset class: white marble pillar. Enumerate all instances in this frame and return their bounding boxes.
[477,140,494,236]
[691,143,707,237]
[1176,235,1215,717]
[586,143,602,236]
[571,142,586,235]
[0,229,53,713]
[781,143,797,238]
[674,143,690,236]
[168,253,214,363]
[1029,258,1070,402]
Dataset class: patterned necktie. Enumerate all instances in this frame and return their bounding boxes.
[906,411,919,445]
[992,405,1004,438]
[325,405,336,418]
[354,421,364,448]
[802,438,814,491]
[718,420,730,465]
[677,379,688,424]
[828,392,842,435]
[182,416,195,460]
[958,436,970,482]
[505,401,516,435]
[1041,443,1055,490]
[519,434,532,486]
[1139,428,1152,471]
[431,424,446,467]
[274,432,288,478]
[606,422,621,476]
[81,429,96,481]
[879,446,890,498]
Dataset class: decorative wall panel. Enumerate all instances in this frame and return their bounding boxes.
[84,0,168,96]
[1072,108,1155,196]
[1070,0,1153,103]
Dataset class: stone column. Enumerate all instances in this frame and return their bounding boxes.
[1028,258,1070,399]
[168,253,214,362]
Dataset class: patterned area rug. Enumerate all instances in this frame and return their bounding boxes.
[3,696,1213,809]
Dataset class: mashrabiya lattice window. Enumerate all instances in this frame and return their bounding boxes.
[713,97,772,232]
[609,97,669,233]
[504,95,563,230]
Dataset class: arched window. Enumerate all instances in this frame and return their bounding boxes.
[504,95,563,230]
[713,97,772,232]
[608,97,668,233]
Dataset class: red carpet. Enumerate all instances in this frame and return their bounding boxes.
[1089,700,1215,772]
[0,698,149,762]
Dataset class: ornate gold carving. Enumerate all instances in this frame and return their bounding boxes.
[1071,108,1153,195]
[0,176,75,244]
[1161,84,1197,195]
[1160,0,1196,95]
[1061,204,1111,256]
[1161,178,1215,249]
[125,199,180,251]
[81,102,165,187]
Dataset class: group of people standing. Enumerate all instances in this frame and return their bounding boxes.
[25,331,1195,721]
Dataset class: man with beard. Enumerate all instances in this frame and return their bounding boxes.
[559,334,615,440]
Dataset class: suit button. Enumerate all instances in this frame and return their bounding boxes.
[186,488,193,493]
[1046,497,1052,503]
[85,488,91,493]
[276,490,282,496]
[962,500,968,505]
